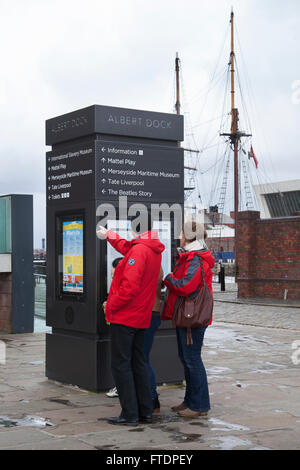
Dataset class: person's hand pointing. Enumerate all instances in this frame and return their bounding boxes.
[96,225,108,240]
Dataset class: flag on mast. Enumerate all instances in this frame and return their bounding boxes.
[248,145,258,169]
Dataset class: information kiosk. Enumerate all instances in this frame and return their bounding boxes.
[46,105,184,392]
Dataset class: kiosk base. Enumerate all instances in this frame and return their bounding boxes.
[46,330,183,392]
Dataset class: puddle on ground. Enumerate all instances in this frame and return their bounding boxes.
[0,417,18,428]
[95,444,118,450]
[205,327,275,354]
[172,432,202,443]
[150,413,181,425]
[188,421,209,428]
[0,415,54,428]
[207,367,232,375]
[209,418,249,432]
[158,424,202,443]
[265,362,285,369]
[48,398,77,407]
[233,382,272,390]
[249,369,273,375]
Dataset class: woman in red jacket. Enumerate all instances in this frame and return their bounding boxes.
[162,222,215,418]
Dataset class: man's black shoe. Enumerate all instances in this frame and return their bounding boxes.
[107,416,138,426]
[139,415,153,424]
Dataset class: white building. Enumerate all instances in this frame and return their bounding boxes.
[206,225,235,238]
[253,180,300,218]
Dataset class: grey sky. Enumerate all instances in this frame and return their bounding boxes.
[0,0,299,247]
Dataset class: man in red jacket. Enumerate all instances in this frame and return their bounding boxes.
[97,221,165,426]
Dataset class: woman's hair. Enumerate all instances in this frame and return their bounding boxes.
[182,222,207,243]
[112,257,123,269]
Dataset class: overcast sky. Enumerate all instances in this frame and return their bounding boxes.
[0,0,299,247]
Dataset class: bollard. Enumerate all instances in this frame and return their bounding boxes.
[217,261,221,283]
[220,266,226,292]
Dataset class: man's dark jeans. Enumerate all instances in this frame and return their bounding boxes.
[143,315,161,400]
[110,323,153,421]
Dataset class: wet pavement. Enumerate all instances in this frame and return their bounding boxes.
[0,291,300,450]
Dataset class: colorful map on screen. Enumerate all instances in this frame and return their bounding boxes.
[62,220,84,293]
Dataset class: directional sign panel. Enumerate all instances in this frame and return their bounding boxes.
[46,140,184,205]
[46,142,96,204]
[95,141,184,204]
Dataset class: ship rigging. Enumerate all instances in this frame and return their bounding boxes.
[173,9,274,257]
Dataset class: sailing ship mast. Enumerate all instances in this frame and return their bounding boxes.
[175,52,198,198]
[175,52,181,116]
[174,12,257,264]
[220,10,251,264]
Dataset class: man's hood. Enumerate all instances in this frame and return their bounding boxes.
[132,231,165,254]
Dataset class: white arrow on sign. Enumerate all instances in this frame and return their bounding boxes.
[102,189,106,194]
[101,157,106,163]
[102,179,106,184]
[101,147,106,152]
[101,168,106,173]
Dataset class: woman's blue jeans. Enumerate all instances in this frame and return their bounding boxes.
[176,327,210,412]
[143,315,161,400]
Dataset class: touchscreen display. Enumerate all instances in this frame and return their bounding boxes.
[62,220,84,294]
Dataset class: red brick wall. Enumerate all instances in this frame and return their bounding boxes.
[0,273,13,332]
[237,211,300,300]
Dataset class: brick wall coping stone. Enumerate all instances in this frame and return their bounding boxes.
[256,216,300,224]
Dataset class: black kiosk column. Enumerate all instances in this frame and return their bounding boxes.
[45,105,184,392]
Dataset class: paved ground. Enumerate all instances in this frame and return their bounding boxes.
[213,283,300,330]
[1,287,300,450]
[34,279,46,320]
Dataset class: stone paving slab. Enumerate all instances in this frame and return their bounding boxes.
[0,428,51,449]
[4,434,96,450]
